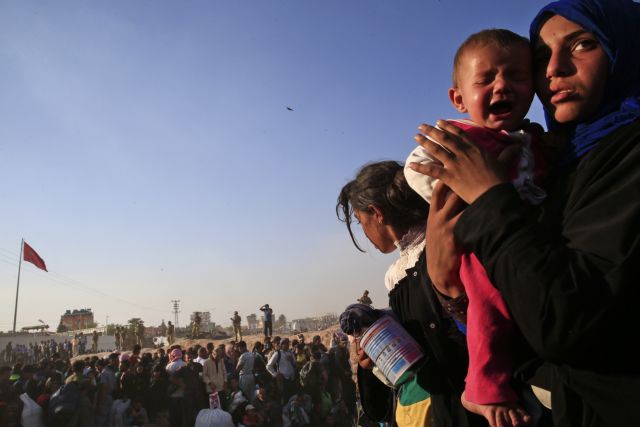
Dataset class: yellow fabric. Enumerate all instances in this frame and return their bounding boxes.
[395,396,432,427]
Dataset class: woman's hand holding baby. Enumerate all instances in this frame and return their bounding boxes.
[410,120,509,204]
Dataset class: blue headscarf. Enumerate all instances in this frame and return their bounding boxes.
[530,0,640,164]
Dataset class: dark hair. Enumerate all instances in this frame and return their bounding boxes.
[72,360,85,373]
[24,379,38,400]
[452,28,530,87]
[336,160,428,252]
[46,372,63,391]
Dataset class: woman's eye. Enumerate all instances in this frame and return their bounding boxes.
[573,38,598,52]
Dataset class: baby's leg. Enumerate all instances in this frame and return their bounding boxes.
[461,253,530,425]
[461,391,531,427]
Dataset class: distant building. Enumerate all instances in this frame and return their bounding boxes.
[246,314,258,330]
[291,313,338,332]
[190,311,211,331]
[60,308,94,331]
[145,325,164,337]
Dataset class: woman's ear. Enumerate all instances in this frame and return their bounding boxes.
[449,87,468,113]
[369,205,385,224]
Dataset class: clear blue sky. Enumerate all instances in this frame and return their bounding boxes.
[0,1,551,331]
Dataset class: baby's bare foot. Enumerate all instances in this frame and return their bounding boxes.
[461,391,531,427]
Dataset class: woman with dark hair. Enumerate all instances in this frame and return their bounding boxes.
[410,0,640,425]
[337,160,484,426]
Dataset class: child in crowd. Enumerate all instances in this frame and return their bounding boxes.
[405,29,548,426]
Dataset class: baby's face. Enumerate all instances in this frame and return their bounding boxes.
[453,43,533,131]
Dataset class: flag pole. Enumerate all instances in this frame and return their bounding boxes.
[13,238,24,334]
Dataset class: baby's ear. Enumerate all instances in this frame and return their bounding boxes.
[448,87,467,113]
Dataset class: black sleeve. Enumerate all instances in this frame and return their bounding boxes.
[454,125,640,368]
[356,366,394,422]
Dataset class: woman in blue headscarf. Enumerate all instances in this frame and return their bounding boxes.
[409,0,640,425]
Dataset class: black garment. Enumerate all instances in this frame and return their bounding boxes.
[326,346,356,417]
[0,378,19,427]
[456,119,640,426]
[184,361,206,421]
[120,372,146,400]
[263,321,273,338]
[299,360,324,402]
[253,351,271,388]
[146,374,169,421]
[252,396,282,427]
[357,250,486,426]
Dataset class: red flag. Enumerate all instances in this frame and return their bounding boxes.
[23,241,47,272]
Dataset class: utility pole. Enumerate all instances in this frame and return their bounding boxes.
[171,300,180,328]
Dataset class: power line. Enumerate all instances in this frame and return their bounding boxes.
[171,300,180,328]
[0,246,168,314]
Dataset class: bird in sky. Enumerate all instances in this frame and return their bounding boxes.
[286,107,294,111]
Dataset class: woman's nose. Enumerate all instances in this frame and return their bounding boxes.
[546,49,572,79]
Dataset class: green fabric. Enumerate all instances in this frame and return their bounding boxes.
[319,391,332,418]
[398,375,430,406]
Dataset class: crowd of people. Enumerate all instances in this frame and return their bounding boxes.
[2,333,100,367]
[0,331,358,427]
[336,0,640,426]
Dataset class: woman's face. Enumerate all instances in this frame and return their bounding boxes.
[534,14,609,124]
[354,209,396,254]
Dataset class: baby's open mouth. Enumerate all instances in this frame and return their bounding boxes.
[489,100,513,115]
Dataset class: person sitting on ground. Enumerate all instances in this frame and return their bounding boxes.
[227,376,248,424]
[242,403,265,427]
[282,391,312,427]
[125,397,148,426]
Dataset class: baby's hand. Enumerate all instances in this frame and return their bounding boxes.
[356,345,374,370]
